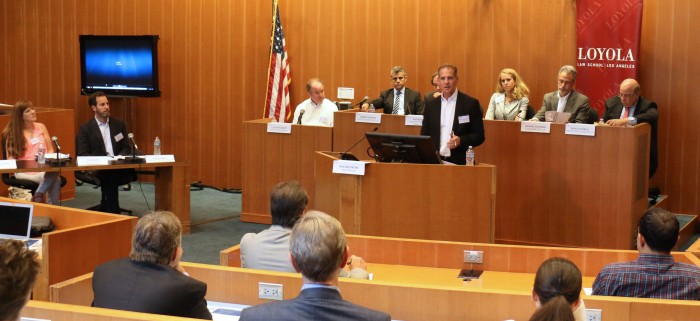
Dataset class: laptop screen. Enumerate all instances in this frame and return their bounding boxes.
[0,201,34,240]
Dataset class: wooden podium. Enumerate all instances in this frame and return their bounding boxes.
[314,151,496,243]
[241,119,333,223]
[478,120,650,249]
[333,110,421,160]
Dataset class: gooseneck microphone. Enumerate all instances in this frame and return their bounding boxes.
[51,136,62,152]
[339,127,379,161]
[297,109,305,125]
[354,96,369,107]
[127,133,139,150]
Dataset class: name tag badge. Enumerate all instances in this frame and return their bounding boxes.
[114,133,124,142]
[319,116,329,124]
[458,115,470,124]
[30,137,41,145]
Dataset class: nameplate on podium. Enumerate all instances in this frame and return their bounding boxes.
[565,123,596,137]
[332,160,367,176]
[145,155,176,163]
[521,122,551,133]
[267,122,292,134]
[0,159,17,169]
[405,115,424,126]
[355,112,382,124]
[76,156,110,166]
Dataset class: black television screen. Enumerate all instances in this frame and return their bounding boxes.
[79,35,161,97]
[365,132,442,164]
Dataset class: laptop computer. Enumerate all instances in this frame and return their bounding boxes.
[0,201,34,244]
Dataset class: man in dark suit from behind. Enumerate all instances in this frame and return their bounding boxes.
[420,64,485,165]
[92,211,212,320]
[76,91,135,214]
[240,211,391,321]
[362,66,425,115]
[603,78,659,178]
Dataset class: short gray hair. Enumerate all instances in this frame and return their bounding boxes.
[130,211,182,265]
[558,65,577,81]
[305,78,323,93]
[290,211,346,282]
[390,66,406,76]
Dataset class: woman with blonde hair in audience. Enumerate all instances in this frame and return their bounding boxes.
[529,257,586,321]
[485,68,530,121]
[1,101,61,204]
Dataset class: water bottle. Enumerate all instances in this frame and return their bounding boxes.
[465,146,475,166]
[37,142,46,164]
[599,117,605,126]
[153,136,161,155]
[367,104,375,113]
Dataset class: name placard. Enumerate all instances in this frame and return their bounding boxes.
[521,121,551,133]
[266,122,292,134]
[405,115,424,126]
[355,112,382,124]
[145,155,176,163]
[76,156,110,166]
[0,159,17,169]
[565,123,596,136]
[332,160,367,176]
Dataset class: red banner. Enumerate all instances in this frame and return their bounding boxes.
[576,0,643,115]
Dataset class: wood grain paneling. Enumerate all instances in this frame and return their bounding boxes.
[1,0,699,217]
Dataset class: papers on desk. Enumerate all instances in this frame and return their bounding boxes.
[0,159,18,169]
[208,301,249,321]
[76,156,111,166]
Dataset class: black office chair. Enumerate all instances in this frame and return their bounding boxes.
[525,105,536,120]
[75,170,136,215]
[1,136,67,200]
[587,108,600,124]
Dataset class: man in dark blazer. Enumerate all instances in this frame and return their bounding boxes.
[76,91,135,214]
[604,79,659,178]
[240,211,391,321]
[531,65,590,123]
[92,211,212,320]
[420,64,485,165]
[362,66,424,115]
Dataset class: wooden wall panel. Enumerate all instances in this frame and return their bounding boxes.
[1,0,700,217]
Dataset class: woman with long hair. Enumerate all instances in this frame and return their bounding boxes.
[529,257,586,321]
[485,68,531,121]
[2,101,61,203]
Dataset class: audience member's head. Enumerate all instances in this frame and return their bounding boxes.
[0,240,40,321]
[290,211,347,283]
[496,68,530,100]
[638,208,679,254]
[529,257,581,321]
[270,181,308,228]
[129,211,183,265]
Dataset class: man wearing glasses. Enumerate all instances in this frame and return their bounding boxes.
[604,78,659,178]
[362,66,424,115]
[531,65,591,123]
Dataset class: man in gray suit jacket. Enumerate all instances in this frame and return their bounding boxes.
[531,65,590,123]
[240,211,391,321]
[362,66,424,115]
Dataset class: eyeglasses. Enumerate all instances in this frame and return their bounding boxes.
[391,76,405,81]
[618,93,637,99]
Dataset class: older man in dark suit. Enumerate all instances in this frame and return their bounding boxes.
[604,78,659,178]
[531,65,590,123]
[362,66,424,115]
[420,64,485,165]
[240,211,390,321]
[76,91,135,214]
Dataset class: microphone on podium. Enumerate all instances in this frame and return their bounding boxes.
[354,96,369,107]
[297,109,305,125]
[51,136,62,152]
[339,127,379,161]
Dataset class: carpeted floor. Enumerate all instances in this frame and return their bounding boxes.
[61,182,268,264]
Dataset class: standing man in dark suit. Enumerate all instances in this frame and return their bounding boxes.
[420,64,485,165]
[362,66,424,115]
[76,91,134,214]
[531,65,590,123]
[240,211,391,321]
[604,79,659,178]
[92,211,212,320]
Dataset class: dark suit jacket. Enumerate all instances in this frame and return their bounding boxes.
[603,96,659,178]
[240,287,390,321]
[92,258,213,320]
[370,87,424,115]
[420,90,485,165]
[533,90,590,123]
[76,117,131,156]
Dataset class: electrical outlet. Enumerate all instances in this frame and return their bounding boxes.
[258,282,283,300]
[463,250,484,264]
[586,308,602,321]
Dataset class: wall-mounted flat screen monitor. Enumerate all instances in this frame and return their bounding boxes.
[79,35,161,97]
[365,132,442,164]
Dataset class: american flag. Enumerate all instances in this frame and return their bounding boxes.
[264,0,291,122]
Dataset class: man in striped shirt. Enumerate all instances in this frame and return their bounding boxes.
[592,208,700,300]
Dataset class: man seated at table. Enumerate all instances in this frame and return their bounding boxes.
[530,65,590,123]
[240,211,391,321]
[0,239,40,321]
[292,78,338,127]
[240,181,368,278]
[362,66,424,115]
[76,91,136,214]
[92,211,213,319]
[592,208,700,300]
